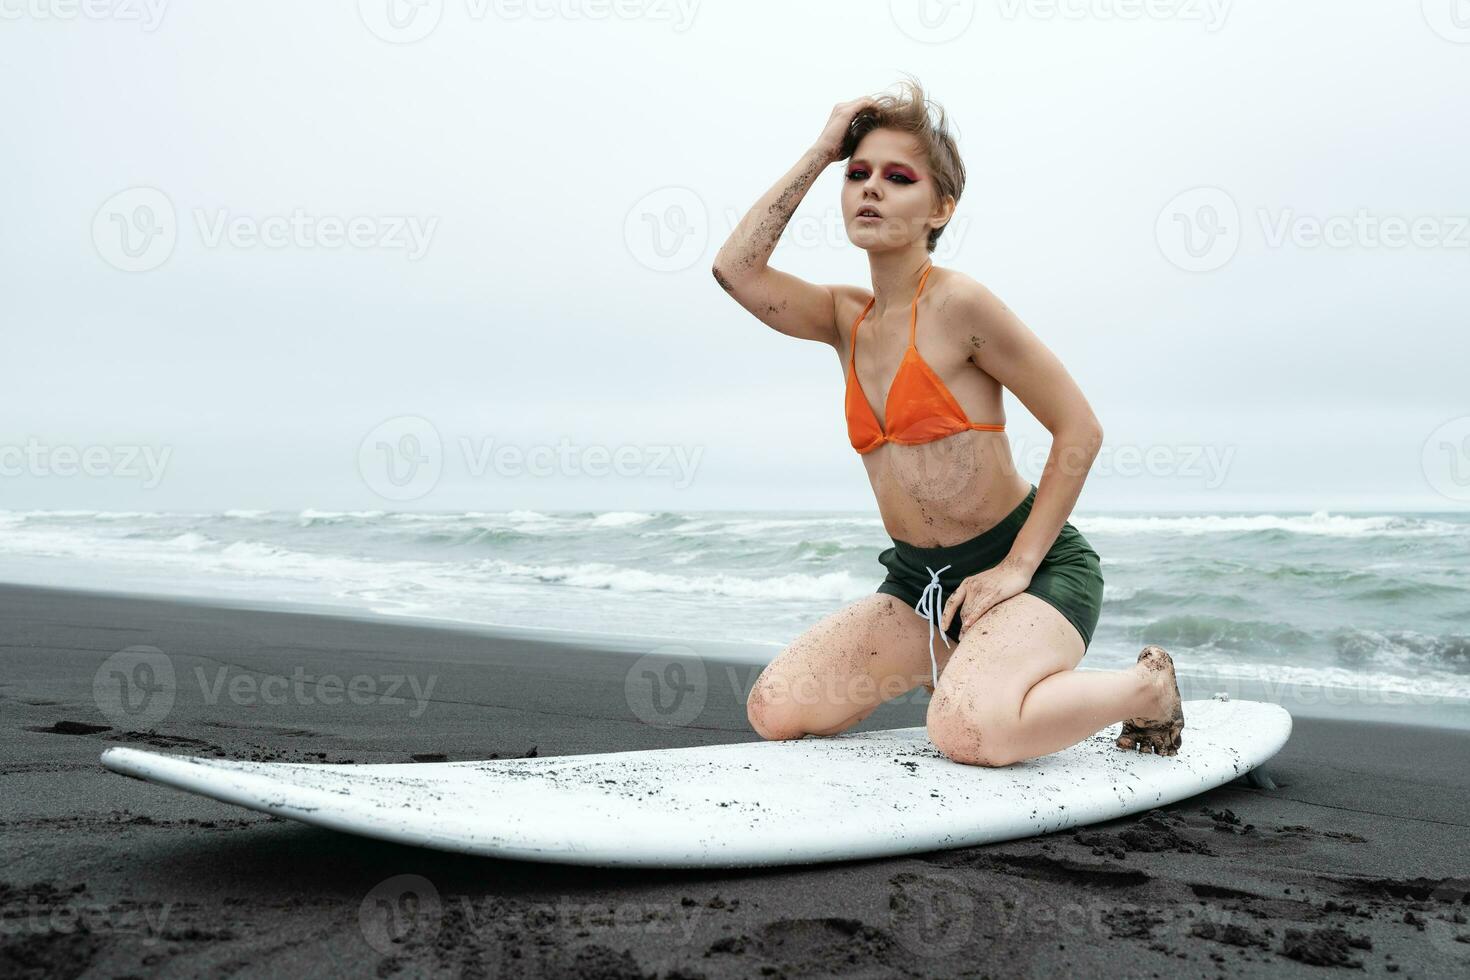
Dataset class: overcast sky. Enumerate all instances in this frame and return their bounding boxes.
[3,0,1466,514]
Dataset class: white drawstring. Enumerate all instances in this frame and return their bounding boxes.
[913,564,953,689]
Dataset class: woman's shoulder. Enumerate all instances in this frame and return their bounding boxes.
[827,282,875,353]
[929,266,1012,327]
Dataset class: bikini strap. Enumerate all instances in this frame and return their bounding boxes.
[849,296,876,370]
[909,261,935,346]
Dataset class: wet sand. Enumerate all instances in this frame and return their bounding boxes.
[2,582,1468,978]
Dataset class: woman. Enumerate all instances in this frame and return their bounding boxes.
[712,79,1184,765]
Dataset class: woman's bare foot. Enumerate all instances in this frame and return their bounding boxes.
[1116,645,1184,756]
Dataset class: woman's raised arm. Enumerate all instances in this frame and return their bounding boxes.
[711,98,875,347]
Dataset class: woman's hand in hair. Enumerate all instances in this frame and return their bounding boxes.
[813,97,876,164]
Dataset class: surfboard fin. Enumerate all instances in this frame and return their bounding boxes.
[1244,767,1277,790]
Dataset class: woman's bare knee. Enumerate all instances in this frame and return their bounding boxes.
[744,593,937,741]
[746,673,807,740]
[746,661,859,740]
[927,697,1019,767]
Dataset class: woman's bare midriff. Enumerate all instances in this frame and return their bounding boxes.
[859,435,1032,547]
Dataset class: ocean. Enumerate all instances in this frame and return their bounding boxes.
[1,506,1465,705]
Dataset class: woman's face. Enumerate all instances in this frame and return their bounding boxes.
[842,128,949,251]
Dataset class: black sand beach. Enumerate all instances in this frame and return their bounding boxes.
[3,582,1468,978]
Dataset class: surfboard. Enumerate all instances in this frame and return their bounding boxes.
[99,697,1289,868]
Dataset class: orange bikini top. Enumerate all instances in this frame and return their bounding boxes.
[844,262,1005,455]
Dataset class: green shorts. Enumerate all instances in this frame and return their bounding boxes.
[875,483,1104,651]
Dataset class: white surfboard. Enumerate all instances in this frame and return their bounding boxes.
[99,697,1289,868]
